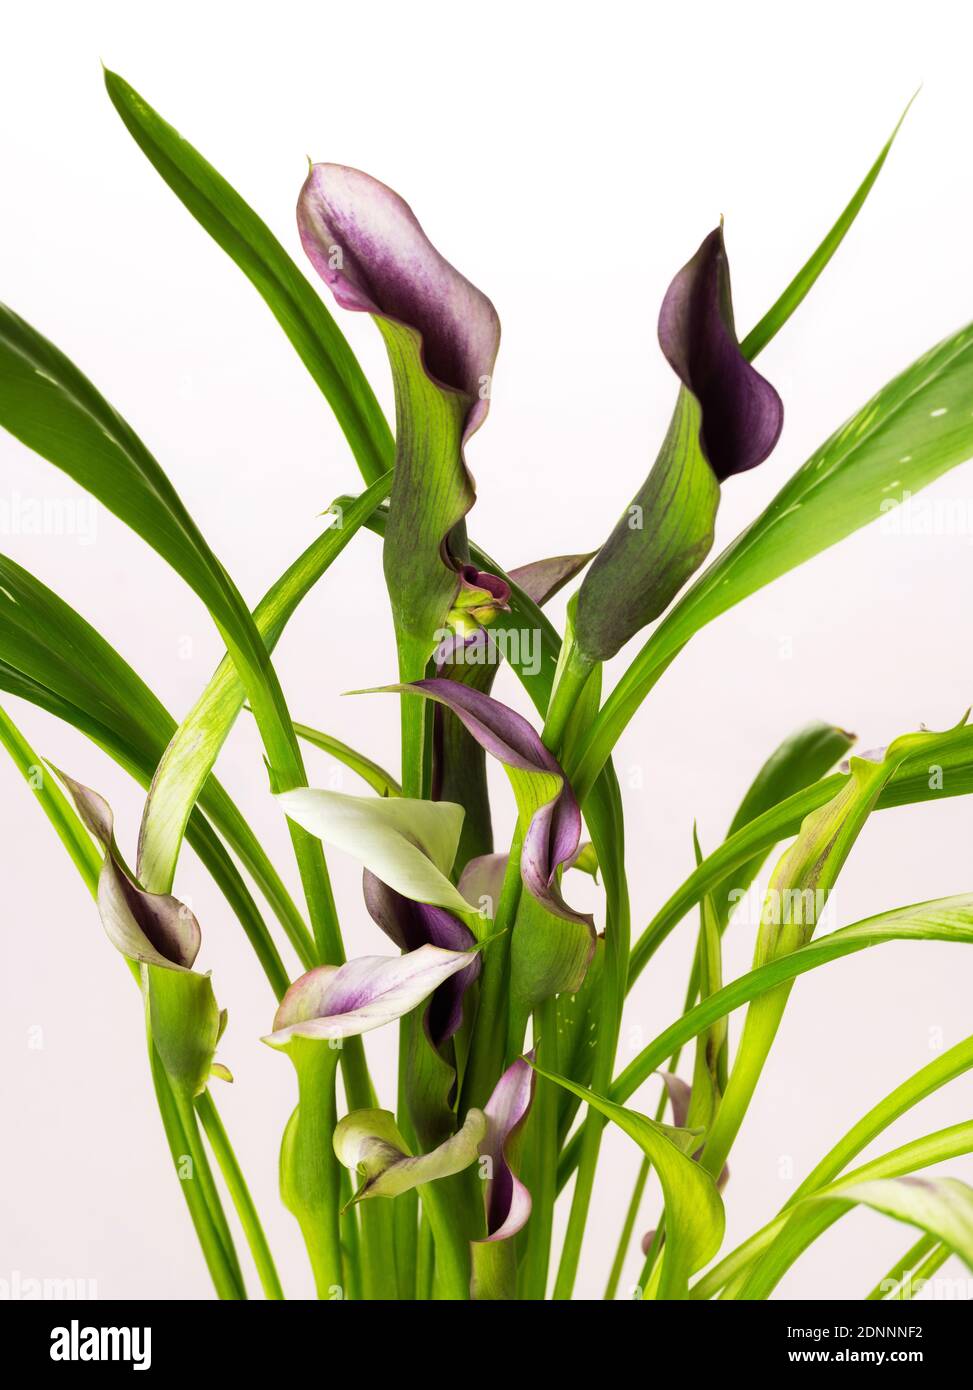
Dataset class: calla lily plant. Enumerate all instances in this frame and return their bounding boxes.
[5,73,973,1303]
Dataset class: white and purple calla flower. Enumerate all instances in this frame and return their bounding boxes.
[362,872,480,1050]
[477,1053,536,1243]
[394,679,592,929]
[57,768,201,971]
[56,769,226,1098]
[263,944,478,1049]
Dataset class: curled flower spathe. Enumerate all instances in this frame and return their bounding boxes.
[57,768,226,1098]
[298,163,503,672]
[298,163,500,441]
[362,872,480,1050]
[575,224,784,663]
[262,944,479,1049]
[333,1106,487,1204]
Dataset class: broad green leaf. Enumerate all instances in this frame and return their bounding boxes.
[275,789,473,918]
[572,320,973,803]
[630,718,973,987]
[559,894,973,1193]
[693,1032,973,1300]
[700,722,966,1179]
[103,69,393,486]
[819,1177,973,1272]
[293,720,401,797]
[716,721,855,927]
[139,473,391,895]
[533,1062,724,1299]
[739,1134,973,1299]
[0,302,341,961]
[333,1106,486,1202]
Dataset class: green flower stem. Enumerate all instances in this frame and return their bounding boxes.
[517,993,559,1299]
[339,1170,363,1301]
[147,1042,245,1300]
[542,630,594,756]
[195,1089,284,1300]
[420,1175,475,1301]
[280,1041,344,1299]
[461,834,522,1111]
[416,1214,435,1300]
[552,818,630,1300]
[0,707,254,1299]
[603,1157,650,1301]
[170,1083,245,1293]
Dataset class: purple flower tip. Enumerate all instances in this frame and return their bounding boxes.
[658,225,783,481]
[298,163,500,438]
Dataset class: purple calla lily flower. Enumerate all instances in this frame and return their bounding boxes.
[299,164,506,670]
[298,163,500,442]
[56,768,200,971]
[658,225,783,480]
[478,1053,536,1242]
[263,944,477,1048]
[394,679,592,928]
[362,871,480,1049]
[575,224,784,663]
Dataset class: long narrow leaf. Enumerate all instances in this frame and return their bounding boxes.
[103,69,393,486]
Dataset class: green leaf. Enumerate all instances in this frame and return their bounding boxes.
[817,1177,973,1272]
[0,702,101,894]
[739,1134,973,1299]
[559,894,973,1194]
[0,552,297,993]
[700,723,966,1179]
[532,1062,724,1299]
[293,721,401,797]
[739,95,916,360]
[691,1032,973,1300]
[572,319,973,803]
[103,68,392,486]
[139,473,392,896]
[333,1106,486,1202]
[716,721,855,927]
[630,718,973,987]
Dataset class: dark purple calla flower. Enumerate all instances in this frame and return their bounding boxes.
[575,225,784,663]
[396,679,592,928]
[658,226,783,480]
[477,1053,536,1242]
[362,870,480,1049]
[298,163,500,442]
[298,163,503,668]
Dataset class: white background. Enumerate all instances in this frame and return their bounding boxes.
[2,0,973,1301]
